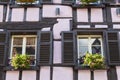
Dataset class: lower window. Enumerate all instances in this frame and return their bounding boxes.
[10,35,37,65]
[77,35,103,65]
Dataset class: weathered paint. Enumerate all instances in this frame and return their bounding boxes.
[11,8,24,22]
[40,67,50,80]
[94,70,108,80]
[53,19,71,39]
[5,71,19,80]
[78,70,91,80]
[22,71,36,80]
[26,8,39,21]
[77,9,88,22]
[53,41,62,63]
[43,5,72,17]
[53,67,73,80]
[91,8,103,22]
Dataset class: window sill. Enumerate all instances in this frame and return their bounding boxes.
[75,65,109,71]
[73,3,105,8]
[4,66,39,71]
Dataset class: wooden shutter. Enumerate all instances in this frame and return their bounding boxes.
[38,31,52,65]
[62,31,75,65]
[0,69,4,80]
[42,0,52,3]
[105,0,115,4]
[62,0,73,3]
[106,31,120,65]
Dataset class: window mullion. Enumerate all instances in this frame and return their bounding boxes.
[22,37,26,54]
[89,36,92,53]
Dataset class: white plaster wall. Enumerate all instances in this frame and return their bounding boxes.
[113,24,120,29]
[116,66,120,80]
[77,25,90,28]
[11,8,24,21]
[0,5,3,22]
[53,41,62,63]
[40,67,50,80]
[53,0,62,3]
[78,70,91,80]
[43,5,72,17]
[53,19,71,39]
[111,8,120,22]
[26,8,39,21]
[6,5,9,22]
[95,25,108,28]
[6,71,19,80]
[41,27,50,31]
[91,8,103,22]
[94,70,108,80]
[22,71,36,80]
[77,9,88,22]
[53,67,73,80]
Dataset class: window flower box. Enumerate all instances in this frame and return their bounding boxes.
[76,0,100,5]
[11,54,31,69]
[16,0,38,5]
[78,53,106,69]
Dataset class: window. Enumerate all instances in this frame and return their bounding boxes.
[77,35,103,64]
[10,35,37,65]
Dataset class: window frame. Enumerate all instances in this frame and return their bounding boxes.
[10,35,37,65]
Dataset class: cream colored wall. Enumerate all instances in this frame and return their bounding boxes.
[111,8,120,22]
[78,70,91,80]
[91,8,103,22]
[53,67,73,80]
[53,0,62,3]
[0,5,3,22]
[43,5,72,18]
[53,41,62,63]
[11,8,24,22]
[26,8,39,21]
[40,67,50,80]
[94,70,108,80]
[53,19,71,39]
[116,66,120,80]
[77,9,88,22]
[22,71,36,80]
[6,71,19,80]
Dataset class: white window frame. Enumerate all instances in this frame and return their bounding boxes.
[77,35,103,59]
[10,35,37,60]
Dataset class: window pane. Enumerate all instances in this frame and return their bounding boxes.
[26,47,35,55]
[12,47,22,56]
[78,37,88,46]
[91,37,101,45]
[13,37,23,45]
[92,46,101,54]
[26,37,36,45]
[79,46,88,57]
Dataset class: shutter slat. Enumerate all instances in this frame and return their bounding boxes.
[39,32,52,64]
[62,32,74,64]
[63,0,73,3]
[0,0,9,2]
[107,32,120,65]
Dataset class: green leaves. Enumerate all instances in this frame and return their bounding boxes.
[16,0,35,3]
[83,53,105,69]
[11,54,30,69]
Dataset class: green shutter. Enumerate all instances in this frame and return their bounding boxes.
[107,31,120,65]
[38,31,52,65]
[62,31,75,65]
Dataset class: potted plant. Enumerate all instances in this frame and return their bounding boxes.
[83,52,105,69]
[11,54,31,69]
[80,0,99,5]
